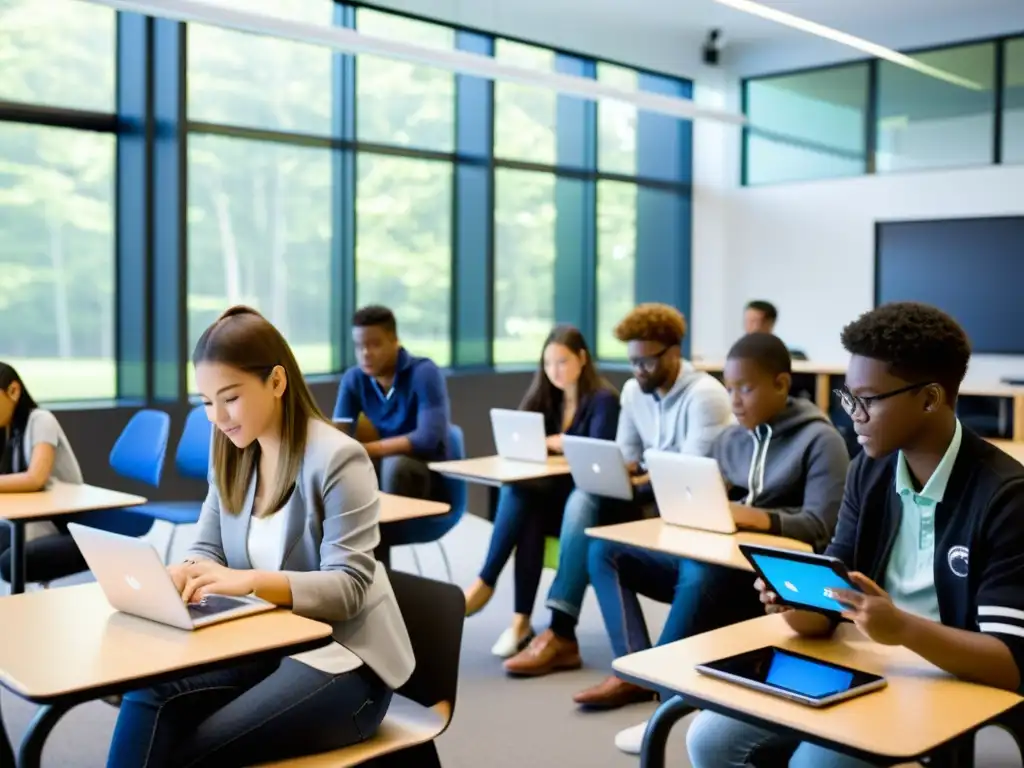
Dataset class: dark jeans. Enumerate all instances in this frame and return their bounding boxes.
[479,477,572,616]
[588,540,760,695]
[0,522,87,585]
[106,658,392,768]
[373,455,450,567]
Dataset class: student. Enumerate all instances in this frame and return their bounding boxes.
[464,325,620,658]
[0,363,84,579]
[744,300,807,360]
[503,303,733,677]
[334,305,451,564]
[576,333,850,753]
[106,306,414,768]
[688,302,1024,768]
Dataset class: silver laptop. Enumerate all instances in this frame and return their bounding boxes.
[68,523,275,630]
[561,435,634,500]
[490,408,548,463]
[645,450,737,534]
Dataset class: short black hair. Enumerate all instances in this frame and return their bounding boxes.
[727,333,792,377]
[352,305,397,335]
[745,300,778,322]
[840,302,970,400]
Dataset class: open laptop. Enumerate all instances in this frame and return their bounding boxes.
[561,435,634,500]
[490,408,548,463]
[68,523,274,630]
[645,450,737,534]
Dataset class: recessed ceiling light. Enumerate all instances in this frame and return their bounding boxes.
[713,0,985,90]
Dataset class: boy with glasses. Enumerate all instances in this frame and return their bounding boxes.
[687,302,1024,768]
[503,303,733,677]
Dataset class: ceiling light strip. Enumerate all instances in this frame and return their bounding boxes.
[79,0,748,125]
[713,0,984,91]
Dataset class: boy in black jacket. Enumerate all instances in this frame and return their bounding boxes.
[687,302,1024,768]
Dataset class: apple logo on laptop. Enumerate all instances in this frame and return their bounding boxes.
[684,487,693,502]
[591,463,602,474]
[125,575,142,591]
[512,432,520,442]
[783,581,798,593]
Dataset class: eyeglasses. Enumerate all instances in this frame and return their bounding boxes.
[628,346,672,373]
[833,382,934,419]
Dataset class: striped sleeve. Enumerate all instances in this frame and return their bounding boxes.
[975,481,1024,691]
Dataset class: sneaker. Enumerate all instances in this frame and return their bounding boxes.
[491,626,534,658]
[614,720,648,755]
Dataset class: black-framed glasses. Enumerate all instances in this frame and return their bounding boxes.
[628,346,673,373]
[834,382,934,419]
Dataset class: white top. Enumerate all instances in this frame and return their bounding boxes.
[21,410,85,542]
[247,510,364,675]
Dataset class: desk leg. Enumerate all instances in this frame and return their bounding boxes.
[926,733,975,768]
[0,695,14,768]
[17,701,73,768]
[9,521,25,595]
[639,695,693,768]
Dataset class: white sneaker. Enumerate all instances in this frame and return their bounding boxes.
[491,626,534,658]
[614,720,649,755]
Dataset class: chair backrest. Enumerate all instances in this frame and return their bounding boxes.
[175,405,212,480]
[391,569,466,713]
[109,409,172,488]
[444,424,468,518]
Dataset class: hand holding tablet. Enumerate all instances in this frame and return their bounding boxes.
[740,544,861,619]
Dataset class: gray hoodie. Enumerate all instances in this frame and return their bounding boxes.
[711,397,850,553]
[617,361,734,464]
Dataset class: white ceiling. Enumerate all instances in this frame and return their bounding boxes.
[369,0,1024,77]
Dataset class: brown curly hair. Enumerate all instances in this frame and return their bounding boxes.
[614,303,687,347]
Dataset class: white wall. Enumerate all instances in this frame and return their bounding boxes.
[718,163,1024,383]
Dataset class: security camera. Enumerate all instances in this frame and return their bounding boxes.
[702,28,724,66]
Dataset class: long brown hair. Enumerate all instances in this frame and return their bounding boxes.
[519,324,616,420]
[192,306,326,517]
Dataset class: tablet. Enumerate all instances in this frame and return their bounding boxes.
[695,646,886,707]
[739,543,859,618]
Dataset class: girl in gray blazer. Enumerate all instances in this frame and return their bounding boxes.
[106,306,415,768]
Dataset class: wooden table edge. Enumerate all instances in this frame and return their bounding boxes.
[0,620,334,705]
[612,669,1012,763]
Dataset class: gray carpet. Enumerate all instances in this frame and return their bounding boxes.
[2,515,1021,767]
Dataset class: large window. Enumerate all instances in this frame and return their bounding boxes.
[0,4,695,404]
[0,0,117,402]
[355,10,455,151]
[596,181,637,360]
[876,43,996,173]
[187,1,334,135]
[494,169,556,364]
[494,41,557,164]
[356,154,452,365]
[187,135,333,374]
[744,64,869,185]
[1004,37,1024,164]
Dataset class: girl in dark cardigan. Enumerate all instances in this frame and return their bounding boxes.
[464,325,620,657]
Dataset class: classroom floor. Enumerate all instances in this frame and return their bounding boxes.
[2,515,1022,767]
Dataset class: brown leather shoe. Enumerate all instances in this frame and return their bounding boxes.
[504,629,582,677]
[573,675,658,709]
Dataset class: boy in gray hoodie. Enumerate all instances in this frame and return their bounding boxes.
[573,332,850,753]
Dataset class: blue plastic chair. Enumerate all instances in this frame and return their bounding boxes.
[133,405,213,560]
[395,425,468,582]
[75,409,173,539]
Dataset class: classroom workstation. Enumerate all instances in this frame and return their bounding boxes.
[4,0,1024,766]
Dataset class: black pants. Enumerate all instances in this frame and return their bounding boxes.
[106,658,392,768]
[373,455,450,567]
[0,522,86,585]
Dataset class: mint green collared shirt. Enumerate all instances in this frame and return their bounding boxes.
[883,420,962,622]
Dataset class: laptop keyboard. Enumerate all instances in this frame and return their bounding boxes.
[187,595,248,620]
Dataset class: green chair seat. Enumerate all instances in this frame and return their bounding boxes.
[543,536,560,571]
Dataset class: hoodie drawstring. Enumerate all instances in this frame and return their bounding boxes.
[744,423,773,505]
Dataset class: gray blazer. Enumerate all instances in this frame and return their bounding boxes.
[188,418,415,690]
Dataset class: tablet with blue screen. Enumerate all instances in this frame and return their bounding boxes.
[739,543,859,617]
[695,646,887,707]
